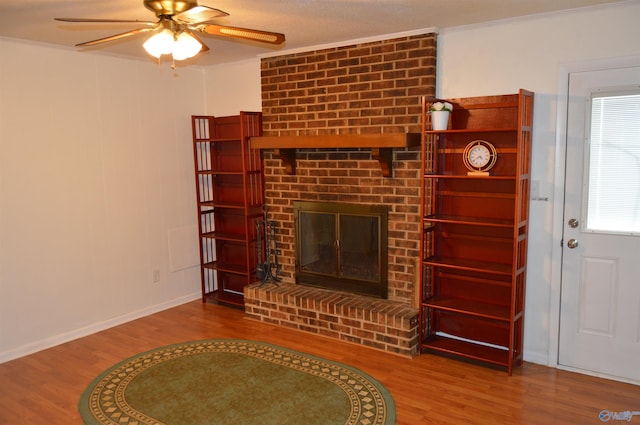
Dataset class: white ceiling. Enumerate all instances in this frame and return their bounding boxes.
[0,0,625,67]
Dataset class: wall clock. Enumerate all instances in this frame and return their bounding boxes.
[463,140,497,176]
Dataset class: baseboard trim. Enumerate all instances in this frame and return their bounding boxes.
[523,349,550,366]
[0,292,201,364]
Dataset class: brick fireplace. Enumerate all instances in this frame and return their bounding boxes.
[244,32,436,357]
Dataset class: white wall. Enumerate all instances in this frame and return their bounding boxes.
[0,40,206,361]
[203,59,262,116]
[438,0,640,364]
[202,1,640,366]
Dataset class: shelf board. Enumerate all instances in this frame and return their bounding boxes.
[203,261,248,275]
[250,133,420,177]
[196,170,244,176]
[201,231,247,242]
[203,290,245,308]
[424,174,516,180]
[251,133,420,149]
[194,137,242,143]
[432,269,513,287]
[198,204,263,214]
[421,335,509,367]
[424,296,510,321]
[423,257,512,275]
[438,190,515,199]
[199,201,246,209]
[424,215,514,228]
[424,128,518,134]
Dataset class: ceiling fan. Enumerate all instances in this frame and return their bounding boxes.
[55,0,285,62]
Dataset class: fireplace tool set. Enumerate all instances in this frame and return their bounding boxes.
[256,207,282,285]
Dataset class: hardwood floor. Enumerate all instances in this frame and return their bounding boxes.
[0,300,638,424]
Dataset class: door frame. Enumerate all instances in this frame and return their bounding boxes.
[548,54,640,379]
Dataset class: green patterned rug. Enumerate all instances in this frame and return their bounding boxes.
[79,339,395,425]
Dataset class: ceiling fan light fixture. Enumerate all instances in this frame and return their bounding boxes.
[143,28,202,61]
[143,28,174,58]
[172,31,202,60]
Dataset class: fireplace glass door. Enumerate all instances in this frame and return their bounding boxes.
[294,201,388,298]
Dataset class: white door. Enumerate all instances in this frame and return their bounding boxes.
[558,66,640,383]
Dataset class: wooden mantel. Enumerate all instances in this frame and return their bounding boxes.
[250,133,420,177]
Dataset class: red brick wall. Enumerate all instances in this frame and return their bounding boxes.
[263,148,421,305]
[257,32,436,306]
[260,33,436,136]
[246,34,435,355]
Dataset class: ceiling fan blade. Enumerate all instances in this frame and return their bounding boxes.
[197,24,285,45]
[173,6,229,25]
[76,26,159,47]
[55,18,156,25]
[187,31,210,53]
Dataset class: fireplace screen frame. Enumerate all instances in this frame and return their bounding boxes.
[293,201,389,299]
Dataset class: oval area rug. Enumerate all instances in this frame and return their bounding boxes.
[79,339,395,425]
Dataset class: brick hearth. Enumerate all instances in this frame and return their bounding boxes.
[244,32,437,357]
[245,284,419,357]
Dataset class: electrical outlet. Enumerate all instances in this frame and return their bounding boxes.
[153,269,160,283]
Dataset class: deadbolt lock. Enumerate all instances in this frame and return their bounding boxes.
[568,218,579,228]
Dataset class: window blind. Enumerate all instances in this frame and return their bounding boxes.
[587,92,640,234]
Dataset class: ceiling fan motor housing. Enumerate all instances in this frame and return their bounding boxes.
[144,0,198,17]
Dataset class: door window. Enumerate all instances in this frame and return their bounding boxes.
[585,90,640,234]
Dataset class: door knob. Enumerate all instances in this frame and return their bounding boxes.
[567,239,579,249]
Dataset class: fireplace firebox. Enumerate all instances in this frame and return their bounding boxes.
[293,201,388,298]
